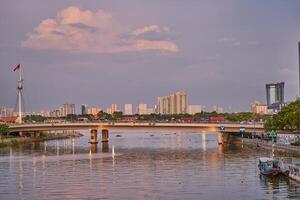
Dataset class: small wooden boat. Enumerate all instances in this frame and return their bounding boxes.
[288,163,300,182]
[258,157,280,177]
[278,157,291,176]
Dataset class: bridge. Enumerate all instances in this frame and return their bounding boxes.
[9,122,265,144]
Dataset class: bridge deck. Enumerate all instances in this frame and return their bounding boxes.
[9,122,265,133]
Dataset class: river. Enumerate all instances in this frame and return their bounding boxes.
[0,131,299,199]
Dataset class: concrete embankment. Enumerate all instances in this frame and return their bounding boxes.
[237,137,300,156]
[0,131,83,148]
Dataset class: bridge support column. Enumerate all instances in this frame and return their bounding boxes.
[102,129,109,143]
[89,129,98,144]
[19,131,23,137]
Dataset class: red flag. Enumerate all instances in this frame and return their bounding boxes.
[13,64,20,72]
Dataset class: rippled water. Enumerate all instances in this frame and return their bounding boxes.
[0,131,299,200]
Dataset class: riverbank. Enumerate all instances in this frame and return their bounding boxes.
[0,131,83,148]
[235,137,300,157]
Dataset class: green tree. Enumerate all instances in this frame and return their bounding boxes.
[264,100,300,132]
[97,111,113,120]
[0,125,10,136]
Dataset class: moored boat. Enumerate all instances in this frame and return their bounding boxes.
[278,157,291,176]
[258,157,280,177]
[288,163,300,182]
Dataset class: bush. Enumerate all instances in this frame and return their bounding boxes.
[40,131,48,137]
[291,141,300,146]
[10,139,20,148]
[0,125,9,136]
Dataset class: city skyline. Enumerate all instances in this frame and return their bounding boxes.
[1,0,300,112]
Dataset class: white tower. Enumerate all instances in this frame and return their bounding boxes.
[14,64,23,124]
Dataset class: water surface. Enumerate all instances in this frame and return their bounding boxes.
[0,131,299,200]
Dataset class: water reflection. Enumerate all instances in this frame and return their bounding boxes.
[0,131,299,200]
[102,143,109,153]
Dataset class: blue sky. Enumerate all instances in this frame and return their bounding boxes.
[0,0,299,112]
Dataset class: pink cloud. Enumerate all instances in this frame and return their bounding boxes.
[22,6,178,54]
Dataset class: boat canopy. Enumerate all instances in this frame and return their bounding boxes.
[259,157,276,162]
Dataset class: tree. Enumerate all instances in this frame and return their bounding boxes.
[66,114,78,121]
[23,115,46,122]
[0,125,10,136]
[113,111,123,119]
[264,100,300,132]
[97,111,113,120]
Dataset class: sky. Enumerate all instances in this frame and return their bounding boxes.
[0,0,300,113]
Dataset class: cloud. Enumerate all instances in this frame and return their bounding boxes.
[132,25,170,36]
[22,6,178,54]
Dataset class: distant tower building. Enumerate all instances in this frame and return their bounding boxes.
[250,101,271,115]
[175,92,188,114]
[212,105,223,114]
[124,104,133,115]
[147,108,154,114]
[111,104,118,114]
[137,104,148,115]
[156,91,188,115]
[81,104,87,115]
[59,103,75,116]
[266,82,285,111]
[188,105,202,115]
[0,106,14,117]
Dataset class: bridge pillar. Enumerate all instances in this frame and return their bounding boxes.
[102,129,109,143]
[89,129,98,144]
[19,131,23,137]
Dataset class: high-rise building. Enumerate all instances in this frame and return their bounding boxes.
[188,105,202,115]
[86,107,101,115]
[156,91,188,114]
[59,103,75,116]
[111,104,118,114]
[0,106,14,117]
[212,106,224,114]
[137,104,148,115]
[175,92,188,114]
[106,108,112,114]
[266,82,285,111]
[124,104,133,115]
[250,101,272,115]
[81,104,87,115]
[81,104,101,115]
[147,108,154,114]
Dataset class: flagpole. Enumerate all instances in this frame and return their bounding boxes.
[18,65,23,124]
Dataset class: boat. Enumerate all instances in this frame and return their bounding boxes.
[288,162,300,182]
[258,157,280,177]
[278,157,291,176]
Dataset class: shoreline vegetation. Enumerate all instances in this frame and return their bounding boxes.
[233,137,300,158]
[0,131,83,149]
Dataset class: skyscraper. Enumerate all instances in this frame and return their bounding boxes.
[59,103,75,116]
[81,104,87,115]
[111,104,118,114]
[137,104,148,115]
[188,105,202,115]
[266,82,284,111]
[124,104,133,115]
[156,91,188,114]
